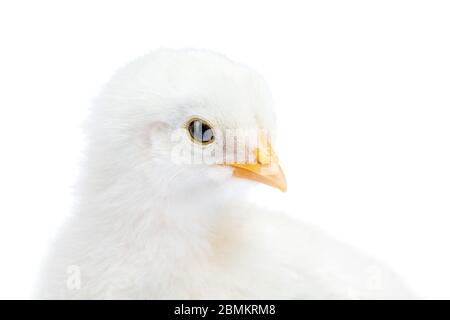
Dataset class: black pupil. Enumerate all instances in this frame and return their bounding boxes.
[189,120,213,143]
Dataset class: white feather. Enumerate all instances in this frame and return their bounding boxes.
[36,48,412,299]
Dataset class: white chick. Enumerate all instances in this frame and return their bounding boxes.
[36,49,412,299]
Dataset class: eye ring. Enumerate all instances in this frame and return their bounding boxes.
[185,117,215,145]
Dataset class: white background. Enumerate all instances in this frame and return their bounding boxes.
[0,1,449,299]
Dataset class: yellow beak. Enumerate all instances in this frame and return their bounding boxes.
[226,135,287,192]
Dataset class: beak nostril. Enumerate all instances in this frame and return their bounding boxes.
[256,148,272,165]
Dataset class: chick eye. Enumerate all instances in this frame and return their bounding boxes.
[186,118,215,145]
